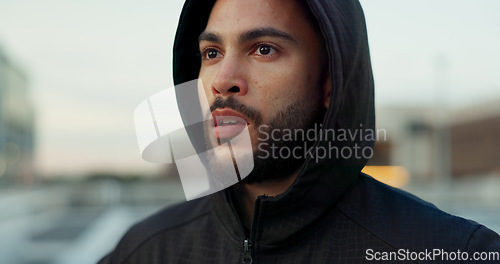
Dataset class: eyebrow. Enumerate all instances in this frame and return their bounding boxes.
[240,27,298,45]
[198,31,222,44]
[198,27,298,45]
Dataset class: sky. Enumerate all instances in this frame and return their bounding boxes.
[0,0,499,176]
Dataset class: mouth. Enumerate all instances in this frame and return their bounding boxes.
[211,109,249,139]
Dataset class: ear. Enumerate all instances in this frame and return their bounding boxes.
[323,73,332,109]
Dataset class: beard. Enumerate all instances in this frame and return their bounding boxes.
[244,96,325,184]
[203,89,326,185]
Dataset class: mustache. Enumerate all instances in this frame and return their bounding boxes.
[210,96,262,125]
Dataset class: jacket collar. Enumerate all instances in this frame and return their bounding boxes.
[211,162,359,246]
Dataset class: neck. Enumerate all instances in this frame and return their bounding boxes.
[231,168,301,229]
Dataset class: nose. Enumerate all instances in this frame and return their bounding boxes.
[211,56,248,97]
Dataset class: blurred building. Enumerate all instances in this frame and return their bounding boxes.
[0,45,36,186]
[370,103,500,182]
[451,101,500,177]
[369,108,436,182]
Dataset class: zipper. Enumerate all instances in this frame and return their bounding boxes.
[226,190,264,264]
[242,239,252,264]
[242,195,263,264]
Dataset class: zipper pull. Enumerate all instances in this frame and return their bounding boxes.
[242,239,253,264]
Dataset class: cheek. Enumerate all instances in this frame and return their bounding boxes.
[199,69,215,100]
[248,63,309,116]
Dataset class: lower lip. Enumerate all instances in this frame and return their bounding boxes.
[212,123,247,139]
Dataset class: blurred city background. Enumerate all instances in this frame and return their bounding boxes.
[0,0,499,263]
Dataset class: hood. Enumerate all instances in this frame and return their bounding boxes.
[173,0,375,245]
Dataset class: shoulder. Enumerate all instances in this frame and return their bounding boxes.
[99,197,212,264]
[337,174,500,253]
[121,196,211,245]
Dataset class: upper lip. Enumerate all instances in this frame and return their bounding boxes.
[211,108,249,127]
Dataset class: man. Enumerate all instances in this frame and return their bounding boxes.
[100,0,500,263]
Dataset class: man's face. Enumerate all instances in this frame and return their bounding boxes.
[198,0,329,183]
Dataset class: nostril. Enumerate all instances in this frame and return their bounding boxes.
[212,86,220,94]
[228,86,240,93]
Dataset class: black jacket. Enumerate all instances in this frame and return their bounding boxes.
[99,0,500,263]
[99,175,500,263]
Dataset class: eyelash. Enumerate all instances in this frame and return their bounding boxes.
[251,43,278,57]
[200,47,222,61]
[199,43,280,61]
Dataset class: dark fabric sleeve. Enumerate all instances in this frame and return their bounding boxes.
[463,225,500,263]
[97,254,111,264]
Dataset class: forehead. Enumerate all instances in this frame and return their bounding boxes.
[205,0,314,40]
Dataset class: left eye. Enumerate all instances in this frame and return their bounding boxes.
[254,45,275,56]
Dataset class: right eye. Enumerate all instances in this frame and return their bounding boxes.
[202,48,221,60]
